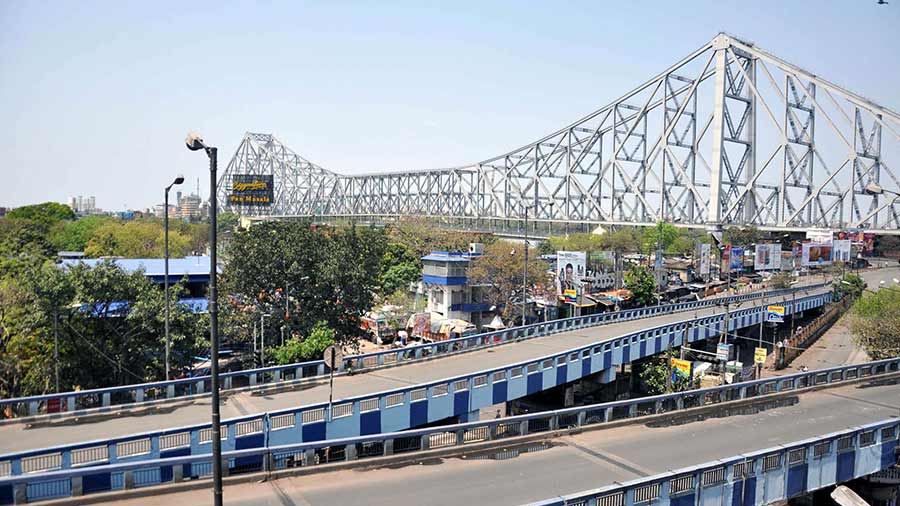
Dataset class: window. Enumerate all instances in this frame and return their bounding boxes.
[788,448,807,466]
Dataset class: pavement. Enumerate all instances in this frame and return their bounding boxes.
[81,375,900,506]
[0,277,840,455]
[767,268,900,377]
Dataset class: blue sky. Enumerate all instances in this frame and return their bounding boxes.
[1,1,898,210]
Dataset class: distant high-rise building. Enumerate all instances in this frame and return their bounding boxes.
[69,195,100,215]
[177,194,202,220]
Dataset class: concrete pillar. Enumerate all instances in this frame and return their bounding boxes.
[564,385,575,408]
[383,439,394,456]
[71,476,83,496]
[166,384,175,398]
[14,483,26,504]
[101,392,111,407]
[135,388,145,402]
[345,444,358,461]
[173,463,184,482]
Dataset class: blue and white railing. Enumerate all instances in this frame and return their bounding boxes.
[0,356,897,505]
[0,291,842,487]
[0,283,829,420]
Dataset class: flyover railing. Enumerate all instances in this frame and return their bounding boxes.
[0,290,835,483]
[0,356,897,505]
[0,282,828,420]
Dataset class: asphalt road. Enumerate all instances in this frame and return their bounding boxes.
[0,270,891,456]
[90,375,900,506]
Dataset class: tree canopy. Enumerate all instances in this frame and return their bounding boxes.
[466,241,547,323]
[850,287,900,360]
[624,265,656,306]
[6,202,75,226]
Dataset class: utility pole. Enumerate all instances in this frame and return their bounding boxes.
[522,205,530,326]
[53,309,60,393]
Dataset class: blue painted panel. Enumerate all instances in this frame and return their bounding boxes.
[234,433,264,470]
[882,439,898,468]
[453,391,470,415]
[581,357,591,377]
[302,422,326,442]
[732,477,756,506]
[671,493,695,506]
[786,464,808,498]
[603,350,612,367]
[526,373,542,395]
[639,340,647,359]
[492,381,507,404]
[360,411,381,435]
[160,447,191,480]
[409,401,428,427]
[556,365,568,386]
[622,345,630,364]
[836,451,855,482]
[82,471,112,494]
[0,484,12,506]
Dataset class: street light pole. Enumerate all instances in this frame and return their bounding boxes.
[185,132,223,506]
[164,176,184,381]
[53,309,59,393]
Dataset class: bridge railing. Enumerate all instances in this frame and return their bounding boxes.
[0,290,836,484]
[0,356,897,505]
[0,282,828,421]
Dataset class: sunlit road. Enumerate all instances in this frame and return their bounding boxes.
[91,374,900,506]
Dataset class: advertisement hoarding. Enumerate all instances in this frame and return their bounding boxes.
[753,244,781,271]
[556,251,587,295]
[833,239,851,262]
[729,246,744,271]
[801,242,833,266]
[671,358,692,378]
[806,229,833,243]
[696,243,711,276]
[230,174,274,206]
[766,305,785,323]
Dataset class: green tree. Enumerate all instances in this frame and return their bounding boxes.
[6,202,75,226]
[379,242,421,295]
[84,219,192,258]
[769,272,794,289]
[624,265,656,306]
[466,241,547,323]
[0,218,55,277]
[599,227,643,254]
[642,221,679,256]
[723,226,760,246]
[223,220,385,349]
[835,273,865,299]
[270,321,335,365]
[49,215,113,252]
[849,288,900,360]
[639,356,693,395]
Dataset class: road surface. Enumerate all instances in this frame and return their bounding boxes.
[88,374,900,506]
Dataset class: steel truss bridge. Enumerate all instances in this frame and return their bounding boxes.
[218,33,900,234]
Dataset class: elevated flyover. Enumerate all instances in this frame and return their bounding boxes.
[0,270,893,483]
[0,285,834,455]
[2,358,899,505]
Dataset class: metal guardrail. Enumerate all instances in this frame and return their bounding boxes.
[0,290,835,485]
[0,282,828,420]
[0,356,896,505]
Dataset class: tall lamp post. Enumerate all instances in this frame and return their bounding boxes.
[185,132,223,506]
[164,175,184,381]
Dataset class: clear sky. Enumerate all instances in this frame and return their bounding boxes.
[1,1,898,210]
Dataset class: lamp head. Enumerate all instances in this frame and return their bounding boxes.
[173,175,185,185]
[185,131,206,151]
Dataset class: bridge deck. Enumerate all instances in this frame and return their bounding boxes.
[1,270,891,457]
[87,374,900,506]
[0,284,838,455]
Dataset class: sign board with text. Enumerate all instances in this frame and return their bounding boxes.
[754,347,767,365]
[716,343,733,361]
[671,358,692,378]
[766,305,785,323]
[230,174,274,206]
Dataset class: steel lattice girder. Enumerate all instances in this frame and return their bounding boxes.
[217,33,900,234]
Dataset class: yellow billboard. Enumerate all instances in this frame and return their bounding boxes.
[671,358,691,377]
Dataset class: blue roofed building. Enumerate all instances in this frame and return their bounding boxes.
[60,256,215,310]
[421,246,493,328]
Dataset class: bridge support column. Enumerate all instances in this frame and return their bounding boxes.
[13,484,26,504]
[173,463,184,482]
[101,392,110,407]
[135,389,144,403]
[166,384,175,398]
[71,476,83,497]
[124,470,135,489]
[564,385,575,408]
[345,444,358,461]
[384,439,394,456]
